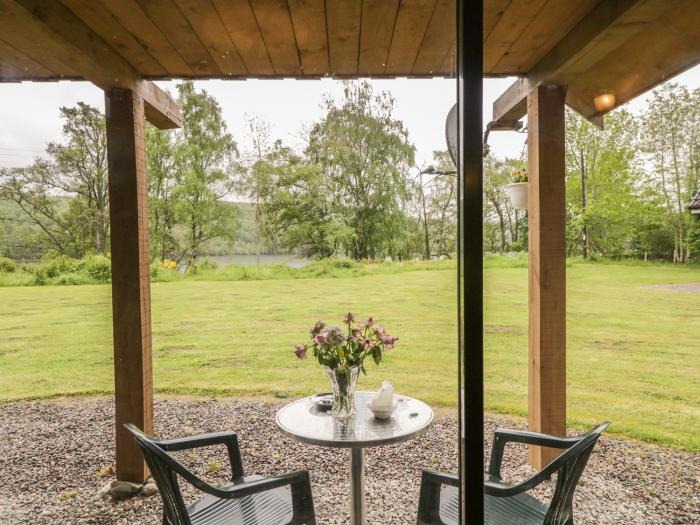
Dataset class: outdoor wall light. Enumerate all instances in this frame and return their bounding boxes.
[594,90,616,112]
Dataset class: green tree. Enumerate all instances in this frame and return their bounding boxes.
[145,123,179,261]
[640,84,700,262]
[174,82,240,263]
[565,108,642,258]
[0,103,108,257]
[259,143,350,258]
[306,81,416,259]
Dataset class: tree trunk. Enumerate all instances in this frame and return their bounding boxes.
[581,151,588,259]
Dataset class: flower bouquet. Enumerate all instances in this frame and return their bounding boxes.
[294,312,398,419]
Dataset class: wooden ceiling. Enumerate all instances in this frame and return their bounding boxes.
[2,0,700,120]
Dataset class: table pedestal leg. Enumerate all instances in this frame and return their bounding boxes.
[350,447,366,525]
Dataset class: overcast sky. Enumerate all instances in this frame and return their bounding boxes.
[2,65,700,170]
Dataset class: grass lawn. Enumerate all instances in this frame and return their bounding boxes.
[0,261,698,451]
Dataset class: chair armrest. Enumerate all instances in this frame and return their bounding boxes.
[488,428,579,478]
[493,428,579,449]
[156,431,244,483]
[422,469,459,488]
[417,470,458,524]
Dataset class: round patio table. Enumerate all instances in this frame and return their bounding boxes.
[276,391,434,525]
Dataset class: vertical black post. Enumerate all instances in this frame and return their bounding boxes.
[457,0,484,524]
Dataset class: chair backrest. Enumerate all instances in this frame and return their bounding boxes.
[544,422,609,525]
[125,424,192,525]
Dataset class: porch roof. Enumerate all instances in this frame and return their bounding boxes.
[1,1,700,121]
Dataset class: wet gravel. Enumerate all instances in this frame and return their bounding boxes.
[0,397,697,524]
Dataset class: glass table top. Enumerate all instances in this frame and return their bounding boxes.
[276,391,434,448]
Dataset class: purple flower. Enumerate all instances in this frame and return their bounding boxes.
[294,344,307,359]
[364,316,375,328]
[344,312,355,324]
[313,333,327,345]
[310,320,326,338]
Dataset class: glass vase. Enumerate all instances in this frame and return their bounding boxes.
[324,365,360,420]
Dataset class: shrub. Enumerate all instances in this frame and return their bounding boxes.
[56,273,89,285]
[0,256,16,273]
[83,254,112,282]
[37,255,83,278]
[186,258,219,275]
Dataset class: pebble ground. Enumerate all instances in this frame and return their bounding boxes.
[0,397,697,524]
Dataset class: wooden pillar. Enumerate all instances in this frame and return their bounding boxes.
[105,89,153,483]
[527,85,567,469]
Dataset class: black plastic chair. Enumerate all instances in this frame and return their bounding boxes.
[125,424,316,525]
[416,422,609,525]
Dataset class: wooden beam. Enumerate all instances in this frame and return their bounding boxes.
[139,80,182,129]
[105,88,153,483]
[492,0,679,123]
[527,85,567,470]
[0,0,180,129]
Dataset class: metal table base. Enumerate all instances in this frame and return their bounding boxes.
[350,447,366,525]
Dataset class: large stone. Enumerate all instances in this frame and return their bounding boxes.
[139,483,158,497]
[97,480,142,500]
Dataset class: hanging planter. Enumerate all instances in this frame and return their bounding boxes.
[505,168,528,210]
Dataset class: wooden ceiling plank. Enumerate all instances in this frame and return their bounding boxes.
[358,0,399,75]
[484,0,511,39]
[413,0,454,75]
[250,0,301,76]
[385,0,436,75]
[61,0,166,76]
[492,0,599,74]
[483,0,549,73]
[99,0,192,75]
[439,39,455,76]
[0,39,55,79]
[325,0,362,75]
[287,0,327,76]
[135,0,217,75]
[212,0,273,76]
[172,0,246,76]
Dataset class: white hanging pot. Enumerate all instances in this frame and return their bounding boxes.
[505,182,528,210]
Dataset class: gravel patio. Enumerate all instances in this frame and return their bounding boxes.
[0,397,697,524]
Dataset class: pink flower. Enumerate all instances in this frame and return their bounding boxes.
[382,335,398,350]
[363,338,372,350]
[294,345,307,359]
[313,333,327,345]
[364,316,375,328]
[344,312,355,324]
[352,325,362,337]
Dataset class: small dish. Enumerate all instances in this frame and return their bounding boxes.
[311,392,333,410]
[367,399,398,419]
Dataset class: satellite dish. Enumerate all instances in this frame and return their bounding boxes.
[445,103,458,166]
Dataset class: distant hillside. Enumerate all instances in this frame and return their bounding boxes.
[0,198,280,260]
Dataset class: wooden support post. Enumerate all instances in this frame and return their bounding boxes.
[527,85,567,470]
[105,89,153,483]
